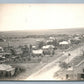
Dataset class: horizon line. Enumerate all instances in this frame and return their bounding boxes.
[0,27,84,32]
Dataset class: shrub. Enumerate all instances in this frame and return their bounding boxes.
[59,62,68,69]
[12,65,26,76]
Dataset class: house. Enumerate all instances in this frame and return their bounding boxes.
[42,45,55,49]
[0,46,4,53]
[32,45,38,50]
[46,37,57,46]
[49,36,55,40]
[0,54,6,63]
[0,64,15,77]
[82,34,84,38]
[64,60,84,80]
[15,48,23,55]
[59,41,70,49]
[59,41,69,45]
[74,37,80,40]
[32,49,43,57]
[42,45,55,55]
[70,37,81,44]
[46,39,54,44]
[0,38,6,42]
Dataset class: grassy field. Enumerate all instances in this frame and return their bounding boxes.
[1,28,84,47]
[0,38,45,48]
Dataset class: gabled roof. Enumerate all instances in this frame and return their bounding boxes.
[42,45,55,49]
[32,49,43,54]
[0,64,13,71]
[59,41,69,45]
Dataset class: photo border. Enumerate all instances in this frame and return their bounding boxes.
[0,0,84,84]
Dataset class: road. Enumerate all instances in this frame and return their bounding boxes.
[25,45,83,80]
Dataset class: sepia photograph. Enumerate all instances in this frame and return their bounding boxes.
[0,4,84,81]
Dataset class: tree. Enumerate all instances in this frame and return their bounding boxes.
[10,48,16,56]
[37,41,45,49]
[59,62,68,69]
[52,39,58,49]
[22,45,29,56]
[81,49,84,56]
[46,39,58,49]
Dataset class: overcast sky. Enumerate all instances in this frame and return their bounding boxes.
[0,4,84,31]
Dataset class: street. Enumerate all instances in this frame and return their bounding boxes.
[25,45,83,80]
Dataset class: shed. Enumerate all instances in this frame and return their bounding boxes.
[0,64,15,77]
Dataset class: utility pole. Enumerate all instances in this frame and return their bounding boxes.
[67,54,69,67]
[28,44,32,61]
[7,37,9,50]
[72,63,74,80]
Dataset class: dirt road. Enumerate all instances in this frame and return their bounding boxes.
[25,45,83,80]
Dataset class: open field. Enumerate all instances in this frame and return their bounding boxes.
[0,38,45,48]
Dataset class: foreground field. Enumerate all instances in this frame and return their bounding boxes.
[0,42,83,80]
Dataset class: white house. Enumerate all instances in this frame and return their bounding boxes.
[59,41,70,45]
[42,45,55,55]
[49,37,55,40]
[59,41,70,49]
[32,49,43,57]
[42,45,55,49]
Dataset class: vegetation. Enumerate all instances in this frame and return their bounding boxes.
[13,65,26,77]
[0,29,84,80]
[59,62,68,69]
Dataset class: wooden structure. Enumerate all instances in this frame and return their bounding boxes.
[64,60,84,80]
[42,45,54,56]
[32,49,43,57]
[0,64,15,77]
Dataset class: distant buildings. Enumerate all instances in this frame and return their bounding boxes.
[0,38,6,42]
[0,64,15,77]
[59,41,70,45]
[32,49,43,57]
[63,60,84,80]
[42,45,55,49]
[0,46,4,53]
[58,41,70,49]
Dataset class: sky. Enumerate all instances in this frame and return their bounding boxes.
[0,4,84,31]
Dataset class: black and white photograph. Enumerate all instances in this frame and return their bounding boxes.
[0,4,84,81]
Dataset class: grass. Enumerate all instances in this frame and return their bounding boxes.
[70,55,84,66]
[0,38,45,48]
